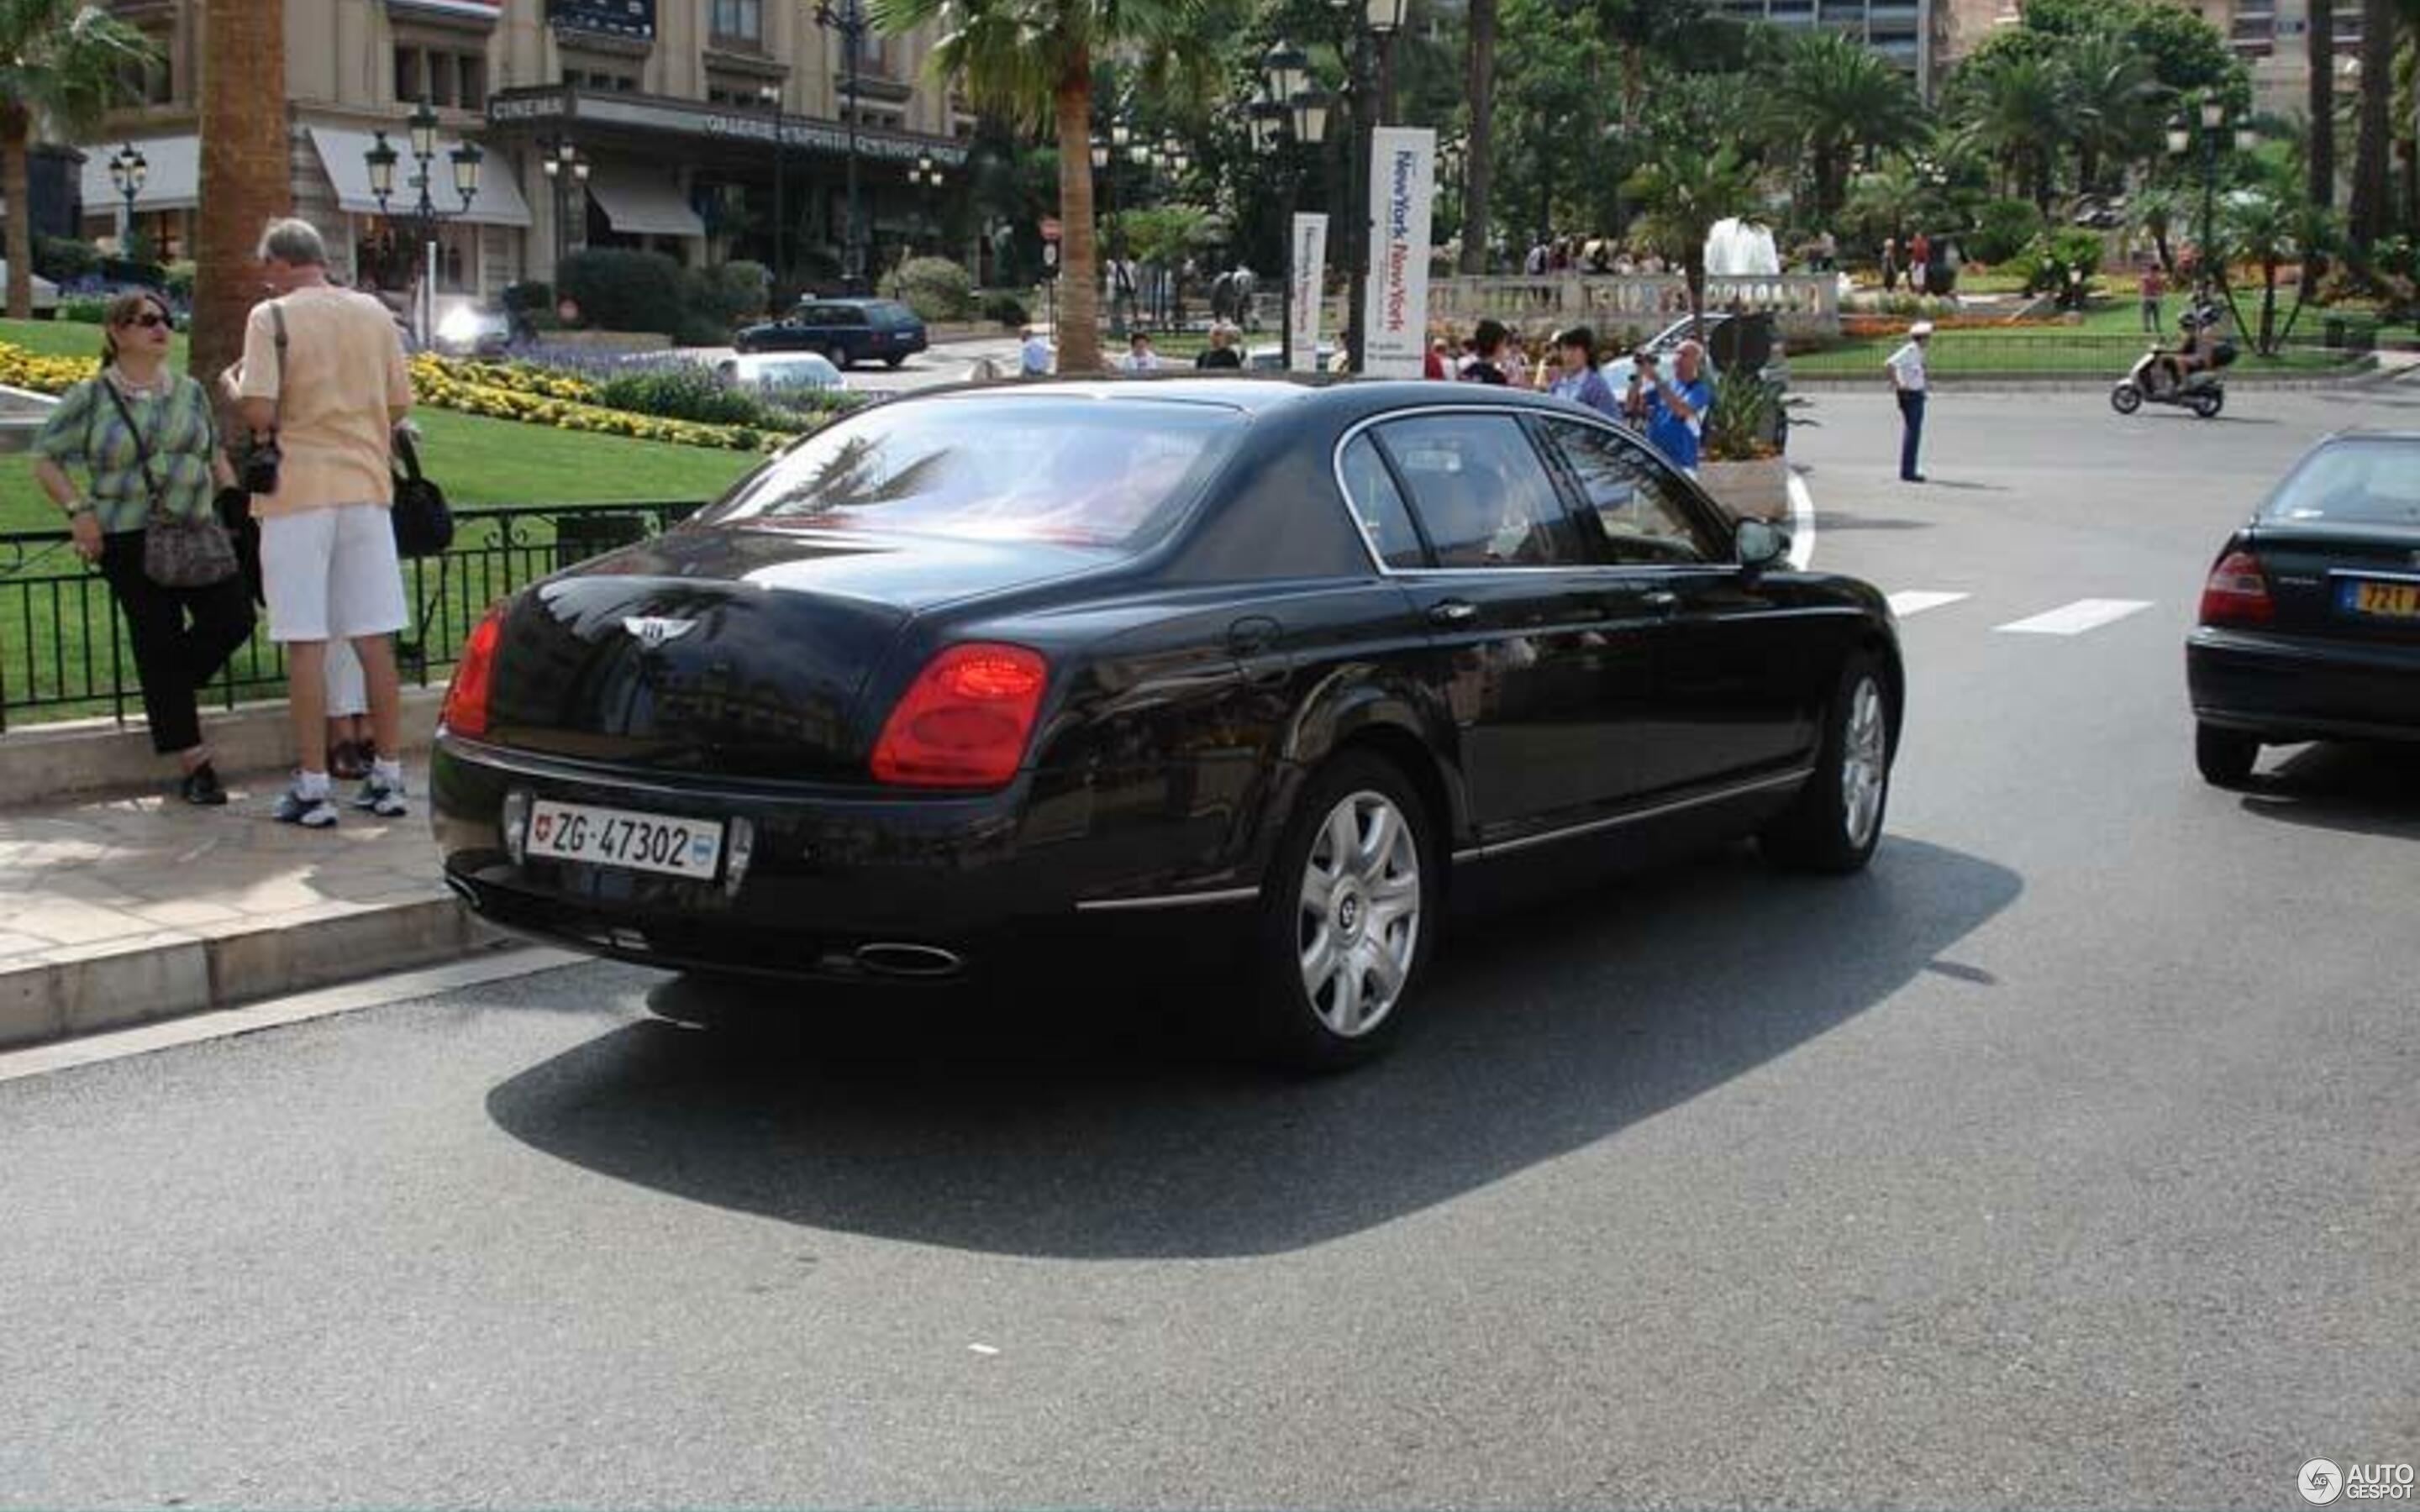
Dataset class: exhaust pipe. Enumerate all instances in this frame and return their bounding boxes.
[854,942,965,979]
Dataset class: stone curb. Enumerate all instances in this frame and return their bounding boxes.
[0,687,448,810]
[0,893,505,1053]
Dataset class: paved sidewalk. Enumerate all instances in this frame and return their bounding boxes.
[0,774,495,1049]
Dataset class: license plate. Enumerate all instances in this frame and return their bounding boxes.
[525,799,723,879]
[2339,579,2420,618]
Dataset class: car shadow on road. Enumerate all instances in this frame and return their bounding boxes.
[483,837,2021,1258]
[1815,512,1935,533]
[2235,743,2420,839]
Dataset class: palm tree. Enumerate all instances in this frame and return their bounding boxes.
[1458,0,1497,275]
[2128,183,2186,271]
[1953,51,2070,212]
[0,2,153,319]
[1772,29,1928,228]
[2061,29,2165,196]
[2346,0,2395,247]
[2310,0,2336,211]
[2220,180,2315,351]
[1623,142,1764,333]
[874,0,1222,373]
[192,0,288,384]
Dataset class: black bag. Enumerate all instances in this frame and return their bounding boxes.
[389,426,453,558]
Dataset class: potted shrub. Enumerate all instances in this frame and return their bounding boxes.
[1694,367,1790,522]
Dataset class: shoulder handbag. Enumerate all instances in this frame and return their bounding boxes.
[103,376,238,590]
[389,424,453,559]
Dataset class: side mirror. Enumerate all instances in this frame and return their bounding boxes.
[1736,517,1791,571]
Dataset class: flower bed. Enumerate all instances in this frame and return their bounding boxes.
[408,355,792,453]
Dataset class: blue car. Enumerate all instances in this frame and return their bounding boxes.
[733,297,929,369]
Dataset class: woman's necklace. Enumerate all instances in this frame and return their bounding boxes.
[106,365,171,401]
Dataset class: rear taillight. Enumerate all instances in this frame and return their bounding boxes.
[441,608,505,738]
[870,643,1048,789]
[2198,549,2274,627]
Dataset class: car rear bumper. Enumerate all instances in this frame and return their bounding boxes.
[2186,626,2420,743]
[433,737,1262,981]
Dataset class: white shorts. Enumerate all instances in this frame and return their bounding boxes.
[261,503,408,644]
[323,637,366,716]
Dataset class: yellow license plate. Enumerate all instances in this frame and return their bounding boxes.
[2347,580,2420,617]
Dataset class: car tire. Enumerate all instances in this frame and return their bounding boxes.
[825,345,852,370]
[2110,382,2144,415]
[1759,654,1893,874]
[1248,753,1439,1072]
[883,354,907,369]
[2195,723,2260,787]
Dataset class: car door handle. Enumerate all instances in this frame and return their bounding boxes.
[1428,600,1478,626]
[1642,590,1680,613]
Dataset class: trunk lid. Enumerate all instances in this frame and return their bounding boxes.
[2249,522,2420,646]
[484,524,1113,779]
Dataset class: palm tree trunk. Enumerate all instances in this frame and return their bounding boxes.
[3,106,31,322]
[2347,0,2395,248]
[1812,143,1837,226]
[1459,0,1498,276]
[2310,0,2337,209]
[1052,71,1101,374]
[2260,256,2278,354]
[192,0,292,386]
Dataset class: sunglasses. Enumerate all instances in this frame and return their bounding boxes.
[118,312,170,330]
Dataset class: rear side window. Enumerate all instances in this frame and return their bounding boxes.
[697,397,1244,550]
[1337,434,1428,569]
[1539,419,1719,564]
[2262,440,2420,528]
[1373,414,1581,569]
[872,302,918,328]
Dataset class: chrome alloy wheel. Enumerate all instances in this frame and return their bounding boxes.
[1297,790,1423,1038]
[1841,675,1889,850]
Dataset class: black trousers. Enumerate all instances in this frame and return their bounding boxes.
[97,530,257,755]
[1897,391,1927,480]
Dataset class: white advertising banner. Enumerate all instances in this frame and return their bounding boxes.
[1360,126,1437,379]
[1289,213,1329,373]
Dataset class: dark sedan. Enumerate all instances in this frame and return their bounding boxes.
[732,297,929,368]
[433,380,1903,1067]
[2188,431,2420,785]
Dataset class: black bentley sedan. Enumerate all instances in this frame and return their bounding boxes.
[2188,431,2420,785]
[433,379,1903,1067]
[731,297,929,368]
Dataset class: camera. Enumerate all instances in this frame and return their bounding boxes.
[239,436,281,496]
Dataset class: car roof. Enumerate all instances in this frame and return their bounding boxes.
[898,375,1600,423]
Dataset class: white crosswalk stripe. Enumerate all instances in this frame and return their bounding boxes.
[1993,598,2155,636]
[1887,591,1970,618]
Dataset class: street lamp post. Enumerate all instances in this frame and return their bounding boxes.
[2167,97,2254,302]
[538,138,587,277]
[365,97,483,347]
[1331,0,1407,374]
[815,0,869,293]
[759,83,788,290]
[908,150,944,255]
[1249,43,1330,370]
[107,144,147,263]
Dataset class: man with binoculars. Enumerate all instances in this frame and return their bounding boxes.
[228,218,417,830]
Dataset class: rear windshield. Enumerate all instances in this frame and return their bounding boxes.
[870,301,918,327]
[697,396,1244,550]
[2263,439,2420,528]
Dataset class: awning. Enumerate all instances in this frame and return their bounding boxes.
[307,124,532,228]
[584,165,706,239]
[79,135,199,213]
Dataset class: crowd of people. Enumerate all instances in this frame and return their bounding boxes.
[33,218,419,826]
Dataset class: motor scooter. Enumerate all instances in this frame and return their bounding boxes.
[2111,339,2235,419]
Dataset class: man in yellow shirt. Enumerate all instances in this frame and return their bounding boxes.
[234,219,415,828]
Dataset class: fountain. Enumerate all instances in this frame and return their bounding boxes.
[1703,218,1781,277]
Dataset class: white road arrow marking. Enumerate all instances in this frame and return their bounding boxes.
[1994,599,2155,636]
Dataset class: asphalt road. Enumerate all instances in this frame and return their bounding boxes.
[5,381,2417,1509]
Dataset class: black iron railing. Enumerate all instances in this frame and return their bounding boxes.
[0,501,706,732]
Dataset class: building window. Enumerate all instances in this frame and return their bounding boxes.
[395,45,487,109]
[395,46,422,103]
[713,0,764,42]
[460,55,486,109]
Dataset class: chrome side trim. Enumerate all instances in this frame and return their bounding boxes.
[1075,885,1263,913]
[2328,567,2420,586]
[1452,768,1815,864]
